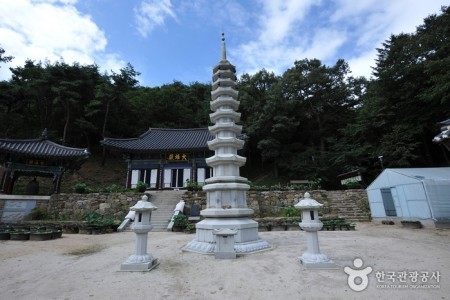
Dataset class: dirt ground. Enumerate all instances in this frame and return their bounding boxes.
[0,222,448,300]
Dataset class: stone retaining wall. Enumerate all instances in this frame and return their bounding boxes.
[182,189,370,221]
[44,193,142,220]
[0,189,370,222]
[0,193,142,222]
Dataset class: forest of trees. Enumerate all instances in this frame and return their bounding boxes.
[0,7,449,188]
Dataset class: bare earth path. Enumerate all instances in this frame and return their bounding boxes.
[0,222,448,300]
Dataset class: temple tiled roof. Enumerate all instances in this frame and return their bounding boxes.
[0,130,89,160]
[101,128,214,153]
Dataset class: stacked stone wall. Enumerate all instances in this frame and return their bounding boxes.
[0,189,370,222]
[183,189,370,221]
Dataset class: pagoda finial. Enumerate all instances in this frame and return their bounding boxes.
[221,32,226,60]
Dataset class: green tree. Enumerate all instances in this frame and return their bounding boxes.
[103,63,140,138]
[0,46,13,65]
[241,59,365,184]
[337,6,450,181]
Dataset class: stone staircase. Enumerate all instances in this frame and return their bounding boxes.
[118,190,184,232]
[148,190,185,231]
[325,190,371,222]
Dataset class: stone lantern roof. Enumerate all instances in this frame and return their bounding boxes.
[130,195,157,211]
[294,192,323,209]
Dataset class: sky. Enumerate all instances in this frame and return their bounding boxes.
[0,0,447,87]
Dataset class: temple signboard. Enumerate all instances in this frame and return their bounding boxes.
[167,153,189,161]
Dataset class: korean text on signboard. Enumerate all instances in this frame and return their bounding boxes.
[26,159,46,166]
[167,153,189,161]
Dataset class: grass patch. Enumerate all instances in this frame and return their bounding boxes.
[66,244,106,256]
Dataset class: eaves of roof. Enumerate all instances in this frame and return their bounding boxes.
[0,138,89,160]
[101,128,214,153]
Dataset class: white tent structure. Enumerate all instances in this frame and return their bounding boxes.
[366,168,450,227]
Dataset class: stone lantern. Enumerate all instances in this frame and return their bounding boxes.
[120,195,159,271]
[295,192,336,269]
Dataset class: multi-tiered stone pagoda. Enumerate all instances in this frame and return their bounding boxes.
[183,34,270,254]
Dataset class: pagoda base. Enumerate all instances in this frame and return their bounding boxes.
[120,257,159,272]
[182,218,271,254]
[298,253,338,269]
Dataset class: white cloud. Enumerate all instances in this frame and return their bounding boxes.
[98,53,127,75]
[232,0,445,80]
[347,49,378,79]
[234,0,327,76]
[328,0,445,78]
[258,0,318,45]
[134,0,177,38]
[0,0,125,80]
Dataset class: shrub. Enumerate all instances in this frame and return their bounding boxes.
[29,207,49,220]
[84,212,101,224]
[172,214,188,229]
[281,205,300,217]
[73,183,88,193]
[103,184,126,193]
[135,181,147,192]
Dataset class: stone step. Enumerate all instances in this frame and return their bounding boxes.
[144,191,183,232]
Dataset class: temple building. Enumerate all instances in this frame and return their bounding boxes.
[0,129,89,194]
[101,128,219,190]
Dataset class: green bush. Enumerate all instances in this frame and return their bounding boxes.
[84,211,102,223]
[135,181,147,192]
[29,207,49,220]
[248,179,322,191]
[172,214,188,229]
[281,205,300,217]
[103,184,126,193]
[83,212,118,226]
[73,183,88,193]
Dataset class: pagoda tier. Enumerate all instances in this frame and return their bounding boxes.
[183,34,270,255]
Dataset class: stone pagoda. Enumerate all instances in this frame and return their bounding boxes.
[183,34,270,254]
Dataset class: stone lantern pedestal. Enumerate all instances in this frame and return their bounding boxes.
[295,192,337,269]
[120,195,159,272]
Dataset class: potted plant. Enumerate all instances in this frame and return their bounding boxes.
[30,231,53,241]
[401,220,422,229]
[52,229,63,239]
[0,231,10,240]
[10,230,30,240]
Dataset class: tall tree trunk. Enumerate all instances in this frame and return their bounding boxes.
[62,106,70,145]
[101,100,112,166]
[316,113,325,154]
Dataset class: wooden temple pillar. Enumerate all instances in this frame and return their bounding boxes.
[53,173,62,194]
[0,170,13,194]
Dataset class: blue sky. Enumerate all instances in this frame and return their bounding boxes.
[0,0,446,87]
